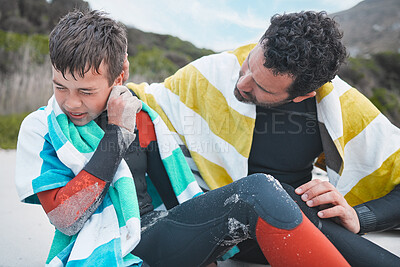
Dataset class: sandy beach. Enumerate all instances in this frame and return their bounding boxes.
[1,149,399,266]
[0,149,54,266]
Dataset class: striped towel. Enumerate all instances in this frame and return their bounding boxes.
[15,96,202,266]
[126,43,400,207]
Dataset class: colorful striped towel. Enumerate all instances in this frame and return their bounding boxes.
[15,95,202,266]
[126,43,400,207]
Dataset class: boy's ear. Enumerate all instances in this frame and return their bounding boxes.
[113,72,124,86]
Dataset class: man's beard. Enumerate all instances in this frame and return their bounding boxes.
[233,86,292,108]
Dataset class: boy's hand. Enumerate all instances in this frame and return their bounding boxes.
[107,85,142,132]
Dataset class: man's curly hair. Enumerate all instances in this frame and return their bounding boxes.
[260,11,347,99]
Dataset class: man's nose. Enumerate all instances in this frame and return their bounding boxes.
[237,73,253,92]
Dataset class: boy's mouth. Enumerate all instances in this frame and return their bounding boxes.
[68,112,87,119]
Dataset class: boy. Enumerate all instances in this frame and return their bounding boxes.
[15,10,350,266]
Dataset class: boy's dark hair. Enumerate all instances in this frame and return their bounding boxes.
[49,10,127,86]
[260,11,347,99]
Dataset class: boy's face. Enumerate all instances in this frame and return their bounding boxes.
[52,62,122,126]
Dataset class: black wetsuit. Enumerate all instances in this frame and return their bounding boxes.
[248,97,322,188]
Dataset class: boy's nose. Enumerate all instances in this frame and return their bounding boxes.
[64,94,82,109]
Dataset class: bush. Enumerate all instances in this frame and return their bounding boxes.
[130,46,179,83]
[0,113,29,149]
[369,87,400,124]
[338,52,400,126]
[0,30,52,115]
[0,30,49,73]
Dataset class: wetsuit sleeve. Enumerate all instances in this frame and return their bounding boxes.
[37,124,133,236]
[136,111,179,209]
[354,184,400,234]
[146,141,179,209]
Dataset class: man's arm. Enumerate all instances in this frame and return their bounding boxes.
[354,184,400,234]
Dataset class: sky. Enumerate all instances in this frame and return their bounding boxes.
[86,0,363,52]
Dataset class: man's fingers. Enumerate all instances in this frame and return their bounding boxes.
[305,191,341,207]
[317,205,346,219]
[299,180,335,201]
[295,179,322,194]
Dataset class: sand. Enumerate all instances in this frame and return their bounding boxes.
[0,149,54,266]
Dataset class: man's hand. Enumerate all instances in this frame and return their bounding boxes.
[107,85,141,132]
[295,179,361,233]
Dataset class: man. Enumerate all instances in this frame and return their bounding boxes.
[127,11,400,265]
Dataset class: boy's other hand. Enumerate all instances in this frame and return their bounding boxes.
[107,85,142,132]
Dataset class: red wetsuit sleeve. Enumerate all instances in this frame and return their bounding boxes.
[37,124,134,236]
[37,171,108,236]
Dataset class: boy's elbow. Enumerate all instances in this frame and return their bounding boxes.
[55,223,82,236]
[47,204,95,236]
[44,185,108,236]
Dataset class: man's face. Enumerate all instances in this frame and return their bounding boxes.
[53,62,121,126]
[234,44,295,108]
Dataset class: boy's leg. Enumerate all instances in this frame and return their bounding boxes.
[132,174,347,267]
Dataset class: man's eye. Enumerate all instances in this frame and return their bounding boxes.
[56,87,65,91]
